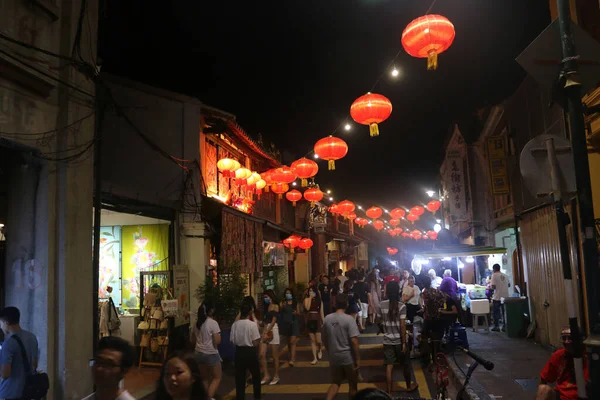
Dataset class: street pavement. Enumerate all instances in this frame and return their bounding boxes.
[216,324,438,400]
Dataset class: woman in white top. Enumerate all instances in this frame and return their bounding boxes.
[191,299,221,399]
[402,275,422,323]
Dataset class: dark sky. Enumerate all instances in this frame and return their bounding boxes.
[99,0,551,208]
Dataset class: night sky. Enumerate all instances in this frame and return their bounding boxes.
[99,0,551,209]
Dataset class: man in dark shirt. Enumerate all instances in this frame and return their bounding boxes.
[319,276,333,316]
[353,278,370,331]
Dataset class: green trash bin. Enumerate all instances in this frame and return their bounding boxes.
[504,297,529,338]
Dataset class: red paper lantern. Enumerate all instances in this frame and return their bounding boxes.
[426,200,441,214]
[261,169,274,192]
[291,158,319,187]
[347,212,357,222]
[304,188,324,205]
[412,230,422,241]
[217,158,241,178]
[410,206,425,216]
[390,208,406,219]
[314,136,349,170]
[389,218,400,227]
[387,247,398,256]
[402,232,410,238]
[271,182,289,199]
[401,14,456,70]
[427,230,438,240]
[406,213,419,224]
[286,189,302,206]
[387,229,397,237]
[355,217,368,228]
[350,93,393,137]
[283,236,300,253]
[372,219,384,231]
[272,166,297,185]
[337,200,356,218]
[366,206,383,219]
[329,203,339,215]
[298,238,314,250]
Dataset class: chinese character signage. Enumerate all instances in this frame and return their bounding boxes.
[487,130,510,195]
[445,151,468,222]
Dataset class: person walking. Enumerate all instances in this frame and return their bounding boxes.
[82,336,136,400]
[336,269,348,292]
[191,300,222,399]
[402,276,421,323]
[420,276,446,366]
[352,276,370,331]
[304,285,325,365]
[380,281,418,395]
[319,275,333,316]
[155,351,208,400]
[0,307,43,400]
[367,271,381,325]
[323,294,361,400]
[490,264,509,332]
[279,288,301,367]
[231,303,262,400]
[259,290,280,385]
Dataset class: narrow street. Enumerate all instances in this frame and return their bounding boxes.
[217,325,438,400]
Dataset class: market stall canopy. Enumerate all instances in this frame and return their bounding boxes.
[416,244,507,259]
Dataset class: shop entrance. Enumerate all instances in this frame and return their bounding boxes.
[96,208,172,345]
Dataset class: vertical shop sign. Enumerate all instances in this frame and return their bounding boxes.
[446,150,468,222]
[173,265,190,327]
[487,129,510,195]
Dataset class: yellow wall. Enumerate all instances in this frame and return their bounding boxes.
[589,152,600,218]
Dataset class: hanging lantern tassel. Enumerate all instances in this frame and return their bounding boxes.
[369,123,379,137]
[265,185,270,192]
[289,247,294,254]
[292,201,297,207]
[257,190,262,200]
[427,50,438,71]
[278,194,283,200]
[301,178,308,187]
[328,160,335,170]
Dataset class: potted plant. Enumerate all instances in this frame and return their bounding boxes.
[196,263,248,361]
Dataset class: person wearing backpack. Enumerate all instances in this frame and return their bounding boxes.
[0,306,45,400]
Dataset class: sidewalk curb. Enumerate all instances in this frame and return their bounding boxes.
[446,354,492,400]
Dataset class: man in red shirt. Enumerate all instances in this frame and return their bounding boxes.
[537,327,588,400]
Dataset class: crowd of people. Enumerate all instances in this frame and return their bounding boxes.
[0,262,587,399]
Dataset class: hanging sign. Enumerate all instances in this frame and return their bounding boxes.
[487,130,510,195]
[445,150,468,222]
[173,265,190,327]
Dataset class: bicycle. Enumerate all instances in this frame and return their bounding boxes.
[430,345,495,400]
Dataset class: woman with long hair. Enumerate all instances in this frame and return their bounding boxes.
[303,285,324,365]
[155,351,208,400]
[260,289,280,385]
[279,287,301,366]
[190,300,221,399]
[367,271,381,325]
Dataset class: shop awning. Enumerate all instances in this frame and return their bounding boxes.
[415,244,507,259]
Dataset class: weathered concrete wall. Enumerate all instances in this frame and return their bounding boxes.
[0,0,97,398]
[101,75,202,209]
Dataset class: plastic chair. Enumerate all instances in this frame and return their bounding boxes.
[470,299,490,333]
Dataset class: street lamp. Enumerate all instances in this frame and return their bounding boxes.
[426,190,436,197]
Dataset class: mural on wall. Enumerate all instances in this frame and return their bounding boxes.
[121,224,169,309]
[98,226,122,304]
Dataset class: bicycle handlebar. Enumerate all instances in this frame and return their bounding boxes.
[456,346,495,371]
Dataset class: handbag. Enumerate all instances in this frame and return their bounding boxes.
[12,335,49,400]
[108,298,121,331]
[161,299,178,318]
[137,321,150,330]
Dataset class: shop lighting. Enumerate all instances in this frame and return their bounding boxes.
[314,154,319,159]
[292,182,297,186]
[329,197,333,201]
[442,257,452,261]
[436,219,442,223]
[433,223,442,233]
[391,67,399,77]
[357,205,362,210]
[327,190,331,194]
[384,209,389,213]
[466,256,475,263]
[426,190,435,197]
[344,123,352,131]
[458,260,465,269]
